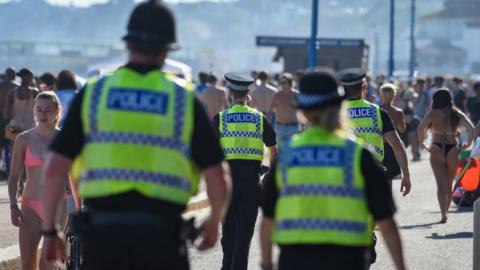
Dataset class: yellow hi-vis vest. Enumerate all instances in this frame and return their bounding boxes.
[79,67,200,206]
[345,99,384,161]
[219,104,264,161]
[274,127,372,246]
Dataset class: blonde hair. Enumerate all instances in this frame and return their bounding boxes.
[301,104,348,132]
[34,91,62,126]
[380,83,397,104]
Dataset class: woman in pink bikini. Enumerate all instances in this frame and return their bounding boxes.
[8,91,67,270]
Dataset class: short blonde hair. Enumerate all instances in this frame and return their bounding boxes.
[34,91,62,126]
[301,104,346,132]
[380,83,397,104]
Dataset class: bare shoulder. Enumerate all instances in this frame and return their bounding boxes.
[392,106,403,114]
[267,85,277,92]
[15,130,31,145]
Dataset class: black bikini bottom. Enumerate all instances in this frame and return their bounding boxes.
[432,143,457,155]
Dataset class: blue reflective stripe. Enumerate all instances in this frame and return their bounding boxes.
[344,140,355,188]
[222,110,261,133]
[83,169,191,191]
[219,131,261,138]
[287,146,345,167]
[89,76,108,133]
[173,84,185,140]
[280,139,362,198]
[281,184,364,198]
[87,76,188,154]
[276,218,367,233]
[224,148,263,156]
[86,131,191,158]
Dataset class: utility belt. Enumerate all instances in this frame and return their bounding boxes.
[70,210,200,242]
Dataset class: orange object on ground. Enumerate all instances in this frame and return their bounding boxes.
[457,159,480,192]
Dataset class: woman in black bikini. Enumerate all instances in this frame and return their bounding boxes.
[417,89,474,223]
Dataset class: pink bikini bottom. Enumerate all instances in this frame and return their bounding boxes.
[21,198,44,220]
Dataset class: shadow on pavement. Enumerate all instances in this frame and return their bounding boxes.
[399,222,440,230]
[425,232,473,240]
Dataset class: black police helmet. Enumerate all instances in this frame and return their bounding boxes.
[123,0,180,50]
[294,68,345,109]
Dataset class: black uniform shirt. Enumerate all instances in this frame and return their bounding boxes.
[380,109,395,134]
[212,109,276,170]
[50,63,225,216]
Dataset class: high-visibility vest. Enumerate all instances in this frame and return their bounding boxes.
[345,99,384,161]
[78,67,200,206]
[274,127,372,246]
[219,104,264,161]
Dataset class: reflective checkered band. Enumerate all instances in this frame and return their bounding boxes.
[363,143,384,158]
[281,184,363,198]
[86,132,191,158]
[223,148,263,156]
[276,218,367,233]
[341,79,363,87]
[87,76,190,156]
[82,168,191,191]
[279,138,292,186]
[351,105,383,136]
[220,131,261,138]
[226,81,250,91]
[351,126,382,135]
[296,92,340,107]
[89,76,108,133]
[280,139,361,198]
[173,84,186,140]
[351,105,383,157]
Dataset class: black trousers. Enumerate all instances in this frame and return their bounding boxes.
[279,245,369,270]
[221,166,260,270]
[81,225,189,270]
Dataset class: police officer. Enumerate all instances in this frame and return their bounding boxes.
[339,68,411,266]
[212,73,277,270]
[339,68,411,193]
[40,1,229,269]
[259,68,406,270]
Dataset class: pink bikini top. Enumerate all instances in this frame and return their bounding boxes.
[24,146,44,168]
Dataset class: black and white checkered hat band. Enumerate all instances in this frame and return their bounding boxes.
[341,79,363,86]
[296,92,341,106]
[227,82,250,91]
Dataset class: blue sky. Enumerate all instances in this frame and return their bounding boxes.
[0,0,228,7]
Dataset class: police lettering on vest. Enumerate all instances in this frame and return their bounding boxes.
[107,88,169,115]
[347,107,373,119]
[288,146,344,167]
[226,113,257,123]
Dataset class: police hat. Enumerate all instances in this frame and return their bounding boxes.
[224,73,254,91]
[294,68,345,109]
[122,0,179,50]
[338,68,367,87]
